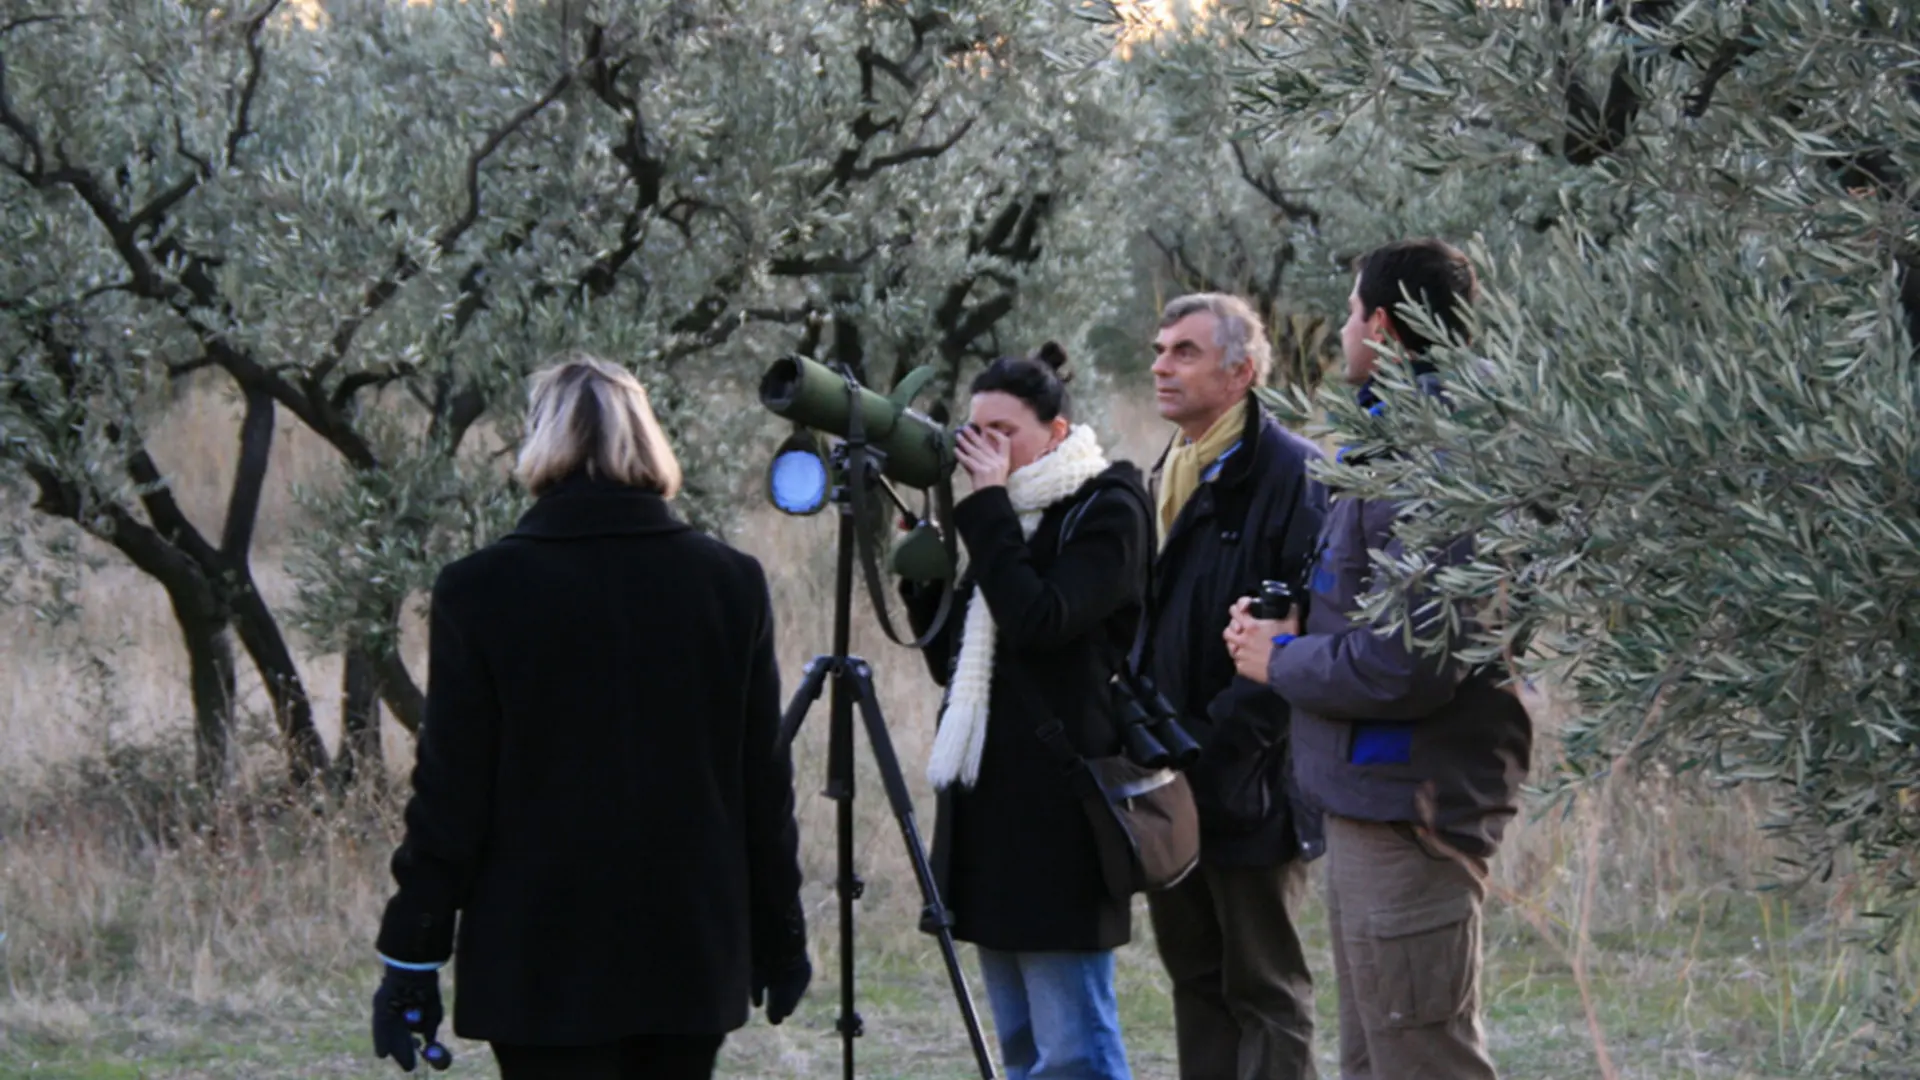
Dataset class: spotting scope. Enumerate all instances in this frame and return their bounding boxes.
[759,355,955,490]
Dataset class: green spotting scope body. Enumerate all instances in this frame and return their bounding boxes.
[759,355,954,489]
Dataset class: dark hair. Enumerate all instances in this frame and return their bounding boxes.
[1353,239,1480,357]
[969,341,1073,422]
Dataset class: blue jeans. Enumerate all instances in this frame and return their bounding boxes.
[976,948,1132,1080]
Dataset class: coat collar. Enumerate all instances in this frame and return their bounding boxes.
[507,474,691,541]
[1355,358,1443,414]
[1149,393,1273,564]
[1149,391,1270,495]
[1343,363,1447,471]
[1211,391,1266,490]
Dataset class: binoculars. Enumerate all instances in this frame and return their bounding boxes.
[1110,671,1201,770]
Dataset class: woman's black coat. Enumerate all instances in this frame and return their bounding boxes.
[906,461,1151,953]
[375,476,806,1046]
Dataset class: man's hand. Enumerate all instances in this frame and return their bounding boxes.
[752,956,812,1025]
[372,963,452,1072]
[1225,597,1300,686]
[955,425,1012,491]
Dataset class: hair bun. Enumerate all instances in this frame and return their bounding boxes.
[1033,341,1072,384]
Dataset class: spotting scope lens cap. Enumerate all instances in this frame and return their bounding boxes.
[769,433,830,516]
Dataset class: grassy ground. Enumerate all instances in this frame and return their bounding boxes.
[0,886,1891,1079]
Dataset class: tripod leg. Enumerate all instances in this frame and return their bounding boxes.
[846,659,999,1080]
[826,666,862,1080]
[778,657,834,749]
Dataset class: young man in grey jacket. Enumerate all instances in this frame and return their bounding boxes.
[1226,239,1532,1080]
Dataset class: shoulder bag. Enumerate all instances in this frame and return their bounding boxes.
[1038,483,1199,902]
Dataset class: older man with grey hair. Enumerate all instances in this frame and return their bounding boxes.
[1135,293,1327,1079]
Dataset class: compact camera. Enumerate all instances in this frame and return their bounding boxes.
[1247,579,1301,621]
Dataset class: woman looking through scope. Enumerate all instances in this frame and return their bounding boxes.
[904,343,1151,1080]
[370,355,810,1080]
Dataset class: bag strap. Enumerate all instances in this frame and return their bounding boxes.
[1031,480,1152,793]
[1056,480,1155,617]
[1033,718,1106,802]
[1055,480,1154,685]
[1032,718,1084,769]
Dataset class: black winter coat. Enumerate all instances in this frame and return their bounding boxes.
[1138,397,1328,866]
[375,476,805,1045]
[905,462,1151,953]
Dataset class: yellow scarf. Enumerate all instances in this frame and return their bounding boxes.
[1156,396,1248,544]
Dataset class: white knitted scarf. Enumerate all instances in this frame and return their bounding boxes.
[927,424,1110,791]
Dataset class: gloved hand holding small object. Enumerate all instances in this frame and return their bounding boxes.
[372,961,454,1072]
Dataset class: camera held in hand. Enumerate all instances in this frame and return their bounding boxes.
[1248,579,1303,622]
[1110,671,1201,771]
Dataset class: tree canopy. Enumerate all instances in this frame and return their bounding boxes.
[1225,0,1918,955]
[0,0,1165,785]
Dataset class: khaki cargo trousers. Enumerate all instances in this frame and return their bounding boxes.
[1324,815,1499,1080]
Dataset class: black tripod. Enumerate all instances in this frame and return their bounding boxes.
[777,443,996,1080]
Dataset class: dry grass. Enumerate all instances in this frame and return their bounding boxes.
[1,387,1913,1078]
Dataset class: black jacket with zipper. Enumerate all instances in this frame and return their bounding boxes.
[904,462,1151,951]
[1137,396,1329,866]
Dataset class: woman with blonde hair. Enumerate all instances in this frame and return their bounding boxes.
[370,355,810,1079]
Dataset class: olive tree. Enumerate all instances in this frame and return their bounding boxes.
[0,0,1160,787]
[1225,0,1918,1061]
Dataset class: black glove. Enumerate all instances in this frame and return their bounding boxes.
[751,956,812,1025]
[372,963,453,1072]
